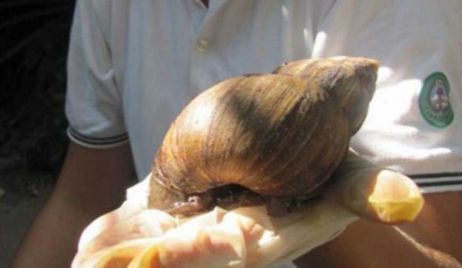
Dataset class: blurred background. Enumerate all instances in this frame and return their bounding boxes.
[0,0,76,266]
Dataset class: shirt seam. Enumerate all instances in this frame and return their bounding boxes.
[67,127,129,146]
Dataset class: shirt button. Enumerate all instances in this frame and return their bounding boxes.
[197,39,209,52]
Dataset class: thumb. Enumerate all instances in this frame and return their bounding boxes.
[324,150,424,224]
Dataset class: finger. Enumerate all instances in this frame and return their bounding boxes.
[128,227,246,268]
[126,212,252,268]
[81,209,177,256]
[324,150,424,224]
[74,239,156,268]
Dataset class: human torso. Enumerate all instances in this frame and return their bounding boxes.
[98,0,462,192]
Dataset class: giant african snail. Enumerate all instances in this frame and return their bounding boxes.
[147,56,423,223]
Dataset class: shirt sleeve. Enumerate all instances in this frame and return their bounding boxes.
[65,0,128,148]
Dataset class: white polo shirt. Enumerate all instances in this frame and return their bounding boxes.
[66,0,462,193]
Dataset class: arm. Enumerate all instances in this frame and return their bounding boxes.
[12,141,136,268]
[296,191,462,268]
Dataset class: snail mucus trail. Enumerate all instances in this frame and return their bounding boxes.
[148,57,379,217]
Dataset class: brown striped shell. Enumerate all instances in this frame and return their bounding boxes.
[148,56,378,214]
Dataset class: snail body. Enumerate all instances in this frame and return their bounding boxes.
[148,57,378,216]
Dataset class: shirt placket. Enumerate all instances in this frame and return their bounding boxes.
[189,0,226,97]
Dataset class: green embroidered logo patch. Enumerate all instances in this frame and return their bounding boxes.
[419,72,454,128]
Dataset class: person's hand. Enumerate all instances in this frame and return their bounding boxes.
[71,150,423,268]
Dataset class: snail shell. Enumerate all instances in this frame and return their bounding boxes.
[148,57,378,215]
